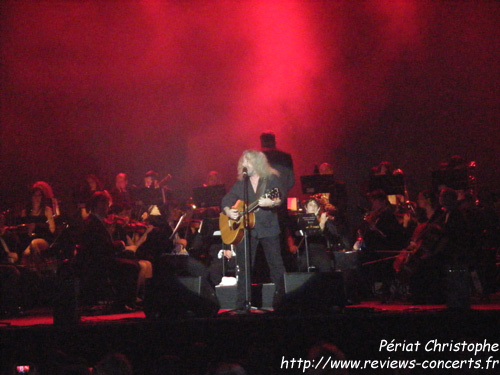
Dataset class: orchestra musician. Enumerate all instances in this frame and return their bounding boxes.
[0,211,20,264]
[397,187,471,304]
[110,173,136,209]
[32,181,60,218]
[360,189,407,252]
[221,150,286,311]
[295,197,335,272]
[203,170,223,187]
[19,187,57,273]
[135,170,171,225]
[393,189,445,302]
[75,174,107,220]
[74,191,141,311]
[316,162,350,249]
[359,189,407,300]
[0,211,23,316]
[104,204,154,303]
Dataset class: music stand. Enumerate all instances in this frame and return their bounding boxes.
[193,184,226,208]
[368,174,405,196]
[300,174,336,195]
[296,213,322,272]
[431,168,469,191]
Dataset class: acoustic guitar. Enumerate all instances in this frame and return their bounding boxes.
[219,188,281,245]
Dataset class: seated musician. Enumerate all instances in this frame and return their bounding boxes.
[0,212,23,316]
[182,207,223,269]
[404,188,471,304]
[203,170,222,187]
[75,174,107,220]
[368,161,406,206]
[295,198,343,272]
[361,189,407,252]
[105,203,154,301]
[110,173,137,209]
[19,187,56,273]
[0,211,19,264]
[32,181,60,218]
[394,189,445,303]
[74,191,140,311]
[180,214,206,261]
[317,162,350,249]
[359,189,407,300]
[439,187,472,265]
[135,170,171,224]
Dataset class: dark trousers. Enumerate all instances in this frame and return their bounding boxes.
[235,234,285,309]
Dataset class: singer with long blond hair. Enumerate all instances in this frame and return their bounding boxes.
[221,150,285,312]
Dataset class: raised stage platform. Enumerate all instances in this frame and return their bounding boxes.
[1,295,500,375]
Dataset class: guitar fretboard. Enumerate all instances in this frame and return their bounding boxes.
[239,188,279,216]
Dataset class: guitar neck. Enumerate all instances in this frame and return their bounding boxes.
[238,188,278,216]
[245,199,260,214]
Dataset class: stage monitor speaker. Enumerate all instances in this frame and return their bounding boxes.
[215,283,276,309]
[333,251,360,271]
[284,272,315,293]
[144,255,220,319]
[445,265,470,311]
[178,276,202,295]
[276,272,346,315]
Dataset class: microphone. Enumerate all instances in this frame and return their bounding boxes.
[242,167,248,176]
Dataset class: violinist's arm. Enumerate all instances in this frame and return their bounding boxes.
[319,212,328,231]
[20,209,35,235]
[133,225,154,248]
[45,207,56,234]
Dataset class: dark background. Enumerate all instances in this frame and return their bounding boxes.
[1,1,499,213]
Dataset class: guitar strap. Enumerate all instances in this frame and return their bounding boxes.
[256,177,267,199]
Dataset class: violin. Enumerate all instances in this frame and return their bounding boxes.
[363,207,384,226]
[124,221,150,235]
[395,201,417,219]
[312,193,337,215]
[104,214,153,235]
[361,207,387,238]
[1,224,30,235]
[104,214,129,226]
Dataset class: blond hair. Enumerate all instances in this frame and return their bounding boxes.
[237,150,279,181]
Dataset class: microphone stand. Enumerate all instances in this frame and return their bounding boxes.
[242,171,252,312]
[239,170,269,314]
[303,230,312,272]
[220,169,270,315]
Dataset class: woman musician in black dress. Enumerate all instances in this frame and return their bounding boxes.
[19,187,56,273]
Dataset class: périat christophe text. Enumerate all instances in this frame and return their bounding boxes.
[379,339,499,356]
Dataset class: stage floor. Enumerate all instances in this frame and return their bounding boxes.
[1,295,500,328]
[2,295,500,374]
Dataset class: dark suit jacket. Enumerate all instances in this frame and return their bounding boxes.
[221,174,283,239]
[78,213,116,265]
